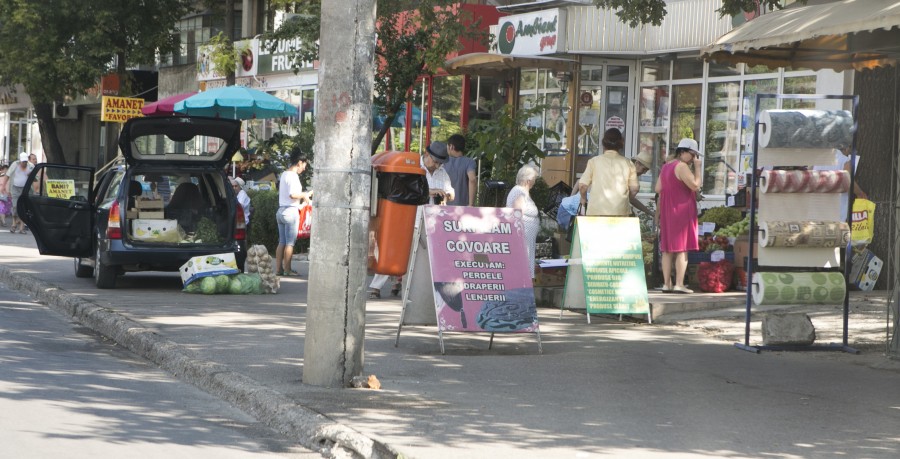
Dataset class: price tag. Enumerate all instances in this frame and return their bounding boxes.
[710,250,725,262]
[700,222,716,234]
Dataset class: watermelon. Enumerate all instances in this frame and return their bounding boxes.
[200,276,217,294]
[183,282,201,294]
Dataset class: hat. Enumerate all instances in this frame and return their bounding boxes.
[19,152,29,162]
[676,138,700,155]
[234,177,245,188]
[426,141,449,164]
[633,151,652,168]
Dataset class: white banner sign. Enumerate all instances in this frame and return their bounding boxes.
[496,8,566,55]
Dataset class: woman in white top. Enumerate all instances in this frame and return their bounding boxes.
[6,152,34,234]
[506,165,540,279]
[275,149,312,276]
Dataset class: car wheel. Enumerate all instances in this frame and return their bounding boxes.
[94,244,117,289]
[74,257,93,278]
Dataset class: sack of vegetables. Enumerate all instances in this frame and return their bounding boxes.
[182,273,265,294]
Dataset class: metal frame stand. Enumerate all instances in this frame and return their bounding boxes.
[395,211,543,355]
[735,93,860,354]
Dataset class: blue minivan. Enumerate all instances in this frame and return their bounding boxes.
[18,116,247,288]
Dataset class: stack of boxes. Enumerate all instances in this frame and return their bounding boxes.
[131,196,181,242]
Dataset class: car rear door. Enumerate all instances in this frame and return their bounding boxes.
[18,164,94,258]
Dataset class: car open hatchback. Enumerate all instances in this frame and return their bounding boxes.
[17,116,248,288]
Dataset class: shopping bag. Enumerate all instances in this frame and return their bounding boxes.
[851,198,876,244]
[565,203,584,242]
[297,204,312,239]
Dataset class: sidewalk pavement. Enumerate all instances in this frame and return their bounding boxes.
[1,230,899,458]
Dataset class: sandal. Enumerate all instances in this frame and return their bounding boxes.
[280,270,299,276]
[368,289,381,299]
[672,285,694,294]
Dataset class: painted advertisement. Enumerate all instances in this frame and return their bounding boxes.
[496,8,566,55]
[423,205,539,333]
[564,217,649,315]
[101,96,144,123]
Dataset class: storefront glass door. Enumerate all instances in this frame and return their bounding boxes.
[575,61,633,178]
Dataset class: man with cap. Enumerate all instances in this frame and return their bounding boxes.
[5,152,34,234]
[369,141,455,299]
[422,141,454,205]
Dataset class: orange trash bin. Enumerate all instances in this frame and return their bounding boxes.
[369,151,429,276]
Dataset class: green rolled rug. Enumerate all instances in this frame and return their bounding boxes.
[751,272,846,306]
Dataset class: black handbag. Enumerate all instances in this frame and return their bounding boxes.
[565,203,584,242]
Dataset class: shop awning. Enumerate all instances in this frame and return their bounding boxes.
[445,52,578,77]
[703,0,900,71]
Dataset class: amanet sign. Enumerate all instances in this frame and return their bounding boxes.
[497,8,566,56]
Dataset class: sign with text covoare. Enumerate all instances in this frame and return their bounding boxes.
[423,205,539,334]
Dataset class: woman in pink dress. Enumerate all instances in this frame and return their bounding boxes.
[655,138,703,293]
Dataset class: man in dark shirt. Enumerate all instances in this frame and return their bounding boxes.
[442,134,476,206]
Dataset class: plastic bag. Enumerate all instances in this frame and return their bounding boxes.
[851,198,876,244]
[297,204,312,239]
[697,260,734,293]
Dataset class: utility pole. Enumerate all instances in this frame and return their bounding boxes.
[303,0,377,387]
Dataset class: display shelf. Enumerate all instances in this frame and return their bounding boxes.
[737,93,859,354]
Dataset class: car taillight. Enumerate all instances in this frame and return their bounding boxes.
[235,205,246,240]
[107,200,122,239]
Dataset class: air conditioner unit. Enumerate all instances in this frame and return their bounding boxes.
[53,102,78,120]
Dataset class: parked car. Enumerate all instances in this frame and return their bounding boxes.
[18,116,248,288]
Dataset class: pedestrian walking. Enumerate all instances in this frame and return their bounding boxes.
[506,165,540,279]
[6,153,34,234]
[443,134,476,206]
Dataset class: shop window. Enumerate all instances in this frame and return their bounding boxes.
[641,61,670,82]
[673,57,703,80]
[581,66,603,83]
[670,84,702,155]
[469,76,504,123]
[300,89,315,122]
[705,82,742,195]
[521,70,537,91]
[745,64,776,75]
[783,75,817,109]
[607,65,629,82]
[431,75,463,142]
[739,78,778,177]
[708,61,741,78]
[638,86,669,193]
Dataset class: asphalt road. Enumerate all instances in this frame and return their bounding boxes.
[0,281,318,459]
[3,230,900,458]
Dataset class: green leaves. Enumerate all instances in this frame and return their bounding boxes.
[593,0,798,27]
[469,103,552,180]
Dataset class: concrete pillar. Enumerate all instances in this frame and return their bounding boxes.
[303,0,377,387]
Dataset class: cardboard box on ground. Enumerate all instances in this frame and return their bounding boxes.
[180,253,240,286]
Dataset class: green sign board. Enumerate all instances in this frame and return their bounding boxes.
[563,217,649,316]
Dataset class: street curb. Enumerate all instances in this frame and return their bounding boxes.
[0,266,403,459]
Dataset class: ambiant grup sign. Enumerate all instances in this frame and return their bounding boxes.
[496,8,566,55]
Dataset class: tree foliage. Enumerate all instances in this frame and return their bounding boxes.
[267,0,485,154]
[593,0,802,27]
[0,0,192,164]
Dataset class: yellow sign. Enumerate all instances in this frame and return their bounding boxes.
[101,96,144,122]
[46,180,75,199]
